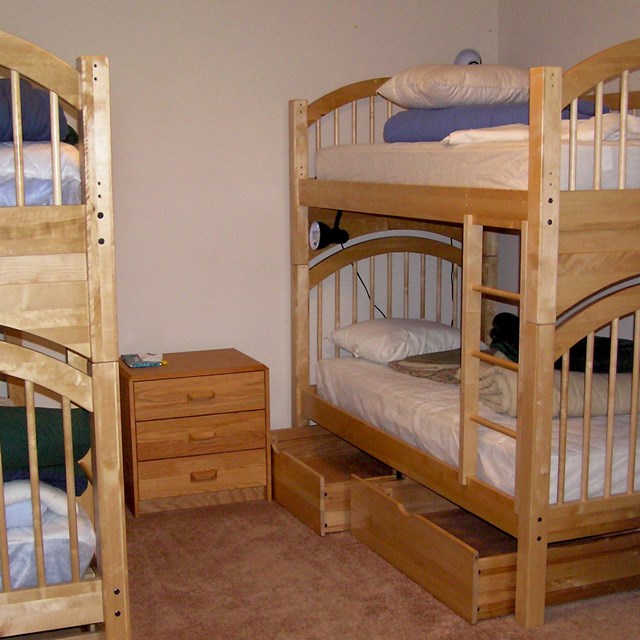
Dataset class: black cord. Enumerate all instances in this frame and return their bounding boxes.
[340,243,387,319]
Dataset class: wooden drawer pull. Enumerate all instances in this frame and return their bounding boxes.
[190,469,218,482]
[188,431,217,442]
[187,391,216,403]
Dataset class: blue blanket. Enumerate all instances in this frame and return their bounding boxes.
[0,79,68,142]
[383,100,606,143]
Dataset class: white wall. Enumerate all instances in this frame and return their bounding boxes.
[0,0,498,429]
[2,1,638,430]
[499,0,640,69]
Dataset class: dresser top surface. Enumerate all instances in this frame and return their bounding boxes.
[119,348,267,381]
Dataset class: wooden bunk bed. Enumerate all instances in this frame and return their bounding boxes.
[288,39,640,627]
[0,31,130,638]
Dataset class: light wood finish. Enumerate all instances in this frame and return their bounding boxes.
[351,475,640,623]
[119,349,271,516]
[271,426,391,535]
[290,39,640,628]
[0,31,130,639]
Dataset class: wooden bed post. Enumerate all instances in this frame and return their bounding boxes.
[80,55,131,637]
[514,66,562,628]
[290,99,311,428]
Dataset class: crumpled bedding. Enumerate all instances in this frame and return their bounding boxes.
[1,480,95,589]
[478,361,638,418]
[0,141,81,206]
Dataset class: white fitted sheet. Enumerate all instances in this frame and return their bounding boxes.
[0,141,81,206]
[316,357,640,502]
[315,140,640,191]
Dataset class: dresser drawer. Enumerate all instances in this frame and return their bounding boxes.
[138,449,267,500]
[136,410,266,461]
[134,371,265,421]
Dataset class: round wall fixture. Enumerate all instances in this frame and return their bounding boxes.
[455,49,482,65]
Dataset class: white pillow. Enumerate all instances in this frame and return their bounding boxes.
[329,319,460,364]
[377,64,529,109]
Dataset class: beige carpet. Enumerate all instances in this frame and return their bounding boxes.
[126,501,640,640]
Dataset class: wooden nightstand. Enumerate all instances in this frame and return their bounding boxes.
[119,349,270,516]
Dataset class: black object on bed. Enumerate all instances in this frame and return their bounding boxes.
[0,78,69,142]
[0,407,91,495]
[490,312,634,373]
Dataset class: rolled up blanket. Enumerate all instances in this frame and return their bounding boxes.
[478,363,636,418]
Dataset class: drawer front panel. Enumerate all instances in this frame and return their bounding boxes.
[134,371,265,420]
[138,449,266,500]
[136,410,266,461]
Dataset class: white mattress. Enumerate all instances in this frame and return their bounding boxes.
[316,357,640,502]
[315,140,640,191]
[0,141,81,206]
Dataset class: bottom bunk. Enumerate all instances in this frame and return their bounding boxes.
[0,364,129,639]
[287,229,640,625]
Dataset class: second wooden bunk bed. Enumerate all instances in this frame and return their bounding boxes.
[286,39,640,627]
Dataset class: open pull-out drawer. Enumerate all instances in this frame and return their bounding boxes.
[351,475,640,623]
[271,426,391,535]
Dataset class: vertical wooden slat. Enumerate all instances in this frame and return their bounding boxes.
[351,263,358,324]
[403,253,409,318]
[568,98,578,191]
[25,381,46,587]
[452,264,460,329]
[619,71,629,190]
[604,320,620,497]
[580,334,595,500]
[369,256,375,319]
[0,438,10,591]
[49,90,62,205]
[386,254,392,317]
[10,70,25,207]
[351,101,357,145]
[335,274,341,357]
[628,312,640,493]
[593,82,604,190]
[419,254,426,319]
[316,281,323,359]
[62,398,81,582]
[556,354,570,504]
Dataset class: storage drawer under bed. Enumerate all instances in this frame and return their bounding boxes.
[271,426,391,535]
[351,475,640,623]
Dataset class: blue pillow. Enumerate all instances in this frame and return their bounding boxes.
[0,79,68,142]
[383,100,607,143]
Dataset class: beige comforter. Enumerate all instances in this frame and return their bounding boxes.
[478,364,636,417]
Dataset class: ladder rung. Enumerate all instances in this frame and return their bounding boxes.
[471,284,521,302]
[470,413,517,438]
[471,350,519,372]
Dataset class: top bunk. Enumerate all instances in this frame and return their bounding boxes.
[292,39,640,224]
[0,30,117,392]
[290,38,640,321]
